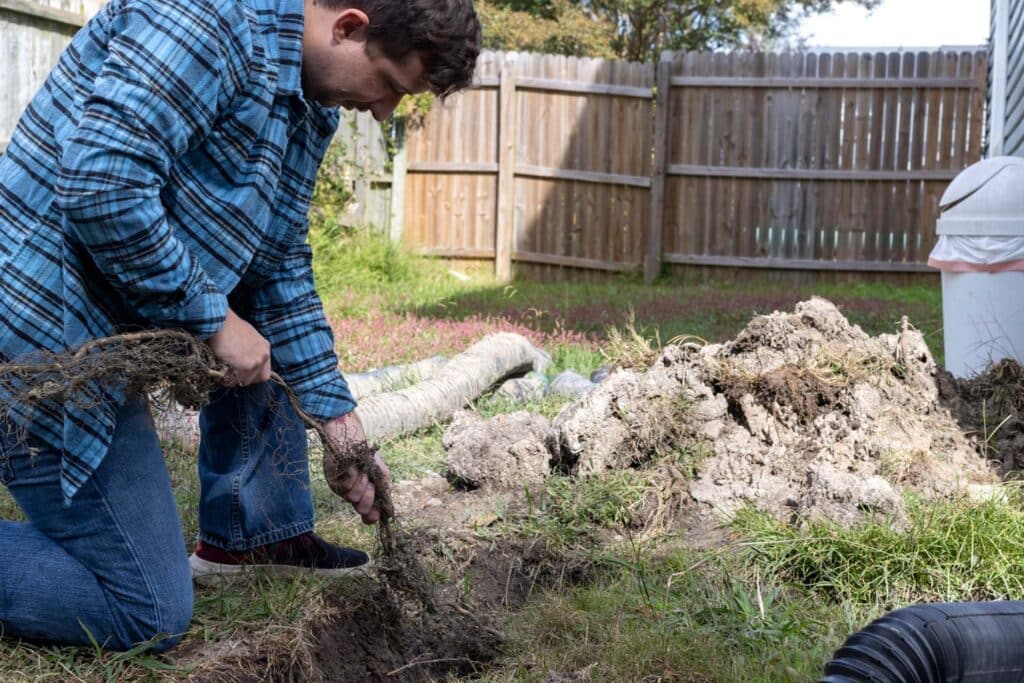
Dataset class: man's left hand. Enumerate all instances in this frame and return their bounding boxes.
[322,411,391,524]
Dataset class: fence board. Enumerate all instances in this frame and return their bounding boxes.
[877,52,901,264]
[1,0,89,149]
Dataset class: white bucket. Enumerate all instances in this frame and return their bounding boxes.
[940,270,1024,377]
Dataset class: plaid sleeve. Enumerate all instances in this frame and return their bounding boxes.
[54,0,254,338]
[248,237,357,421]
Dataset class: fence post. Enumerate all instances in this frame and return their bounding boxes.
[645,53,672,284]
[389,118,407,243]
[495,53,518,281]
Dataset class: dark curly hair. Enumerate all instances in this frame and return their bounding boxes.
[314,0,481,97]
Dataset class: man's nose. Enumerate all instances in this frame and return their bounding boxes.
[371,94,403,121]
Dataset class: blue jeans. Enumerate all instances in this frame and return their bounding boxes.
[0,382,314,652]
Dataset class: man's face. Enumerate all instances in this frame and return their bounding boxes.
[302,3,429,121]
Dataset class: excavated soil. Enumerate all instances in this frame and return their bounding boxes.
[938,359,1024,474]
[459,298,998,529]
[182,536,589,682]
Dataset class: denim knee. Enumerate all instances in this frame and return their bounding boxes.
[111,570,194,653]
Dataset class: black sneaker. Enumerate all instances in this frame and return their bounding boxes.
[188,532,373,584]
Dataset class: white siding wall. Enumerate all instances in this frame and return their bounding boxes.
[992,0,1024,155]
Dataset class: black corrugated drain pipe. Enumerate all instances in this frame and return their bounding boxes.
[821,601,1024,682]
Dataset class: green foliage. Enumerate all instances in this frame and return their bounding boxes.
[309,142,355,231]
[733,491,1024,606]
[503,471,653,549]
[548,344,605,379]
[478,0,617,58]
[483,0,879,62]
[482,549,858,682]
[308,222,421,298]
[472,391,573,419]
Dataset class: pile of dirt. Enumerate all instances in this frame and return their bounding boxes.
[448,298,998,528]
[444,410,552,489]
[685,298,996,525]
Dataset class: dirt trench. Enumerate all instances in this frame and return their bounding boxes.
[183,535,589,682]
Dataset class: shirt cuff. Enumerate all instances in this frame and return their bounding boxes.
[295,376,358,423]
[178,282,229,340]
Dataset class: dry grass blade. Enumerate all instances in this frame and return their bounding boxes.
[600,310,661,370]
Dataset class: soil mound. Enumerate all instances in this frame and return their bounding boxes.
[688,298,995,524]
[469,298,996,528]
[444,410,551,489]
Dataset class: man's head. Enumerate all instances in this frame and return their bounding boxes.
[301,0,481,120]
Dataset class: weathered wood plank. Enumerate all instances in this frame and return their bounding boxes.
[669,76,977,89]
[666,165,959,181]
[0,0,84,28]
[495,55,517,281]
[513,250,636,271]
[516,77,652,99]
[514,165,651,189]
[645,59,669,282]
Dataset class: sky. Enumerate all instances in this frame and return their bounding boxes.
[798,0,990,48]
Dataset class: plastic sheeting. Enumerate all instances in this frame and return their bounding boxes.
[928,235,1024,272]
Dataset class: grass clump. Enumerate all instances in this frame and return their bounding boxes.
[501,470,653,551]
[600,310,661,370]
[733,491,1024,606]
[309,223,429,299]
[472,392,571,421]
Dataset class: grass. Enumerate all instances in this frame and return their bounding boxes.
[732,491,1024,606]
[479,548,872,682]
[482,489,1024,682]
[0,434,367,682]
[507,470,654,549]
[312,228,945,371]
[0,226,963,680]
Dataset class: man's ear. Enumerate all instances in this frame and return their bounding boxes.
[332,8,370,44]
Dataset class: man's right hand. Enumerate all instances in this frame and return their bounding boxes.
[207,308,271,386]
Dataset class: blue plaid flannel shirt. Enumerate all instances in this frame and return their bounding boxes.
[0,0,357,505]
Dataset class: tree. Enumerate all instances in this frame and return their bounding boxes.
[477,0,617,58]
[482,0,880,62]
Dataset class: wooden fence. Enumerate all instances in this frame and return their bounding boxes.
[0,0,102,151]
[398,48,989,281]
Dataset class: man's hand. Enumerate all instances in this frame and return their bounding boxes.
[208,308,271,386]
[323,411,391,524]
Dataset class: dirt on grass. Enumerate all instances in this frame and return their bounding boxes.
[179,536,588,682]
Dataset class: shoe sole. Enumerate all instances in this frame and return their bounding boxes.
[189,553,375,586]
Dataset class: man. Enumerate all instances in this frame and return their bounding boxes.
[0,0,479,653]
